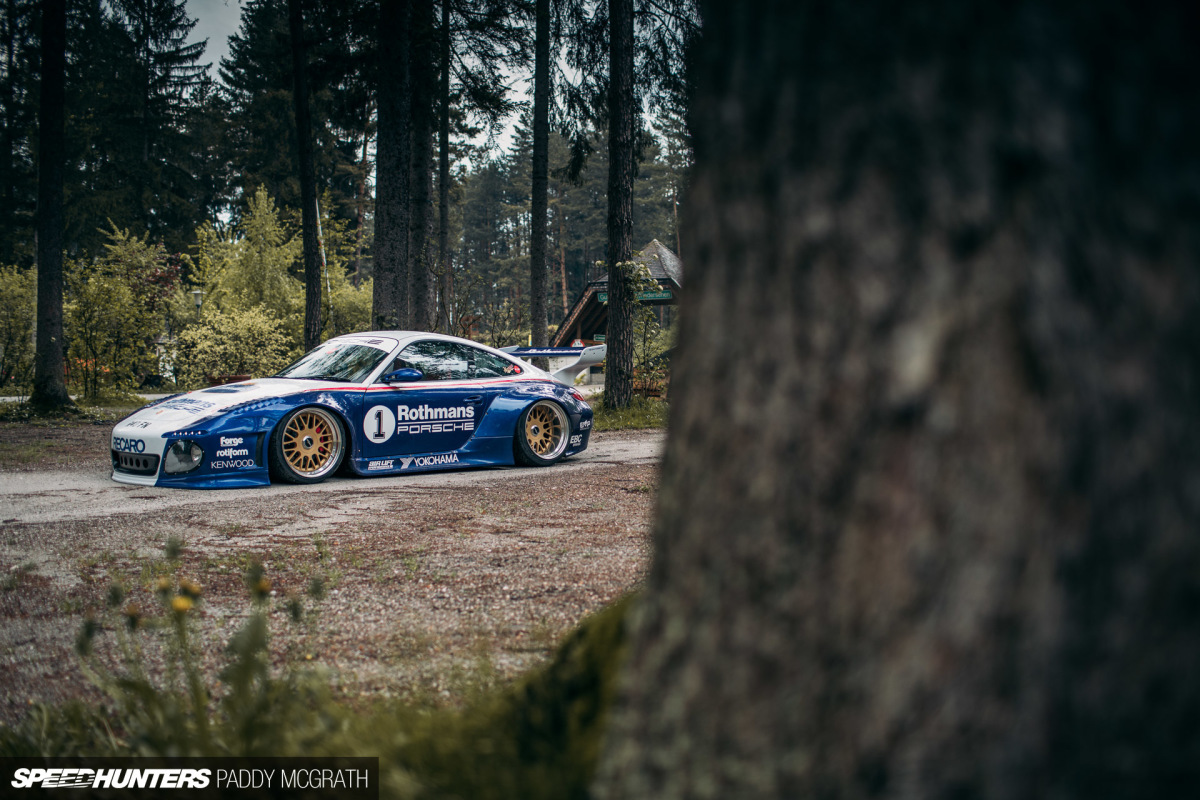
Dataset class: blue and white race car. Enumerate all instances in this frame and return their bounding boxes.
[110,332,604,489]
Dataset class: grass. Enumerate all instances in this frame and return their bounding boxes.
[0,556,633,800]
[589,392,669,431]
[0,402,128,424]
[0,441,48,464]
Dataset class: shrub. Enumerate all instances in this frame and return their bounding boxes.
[0,264,35,393]
[210,188,305,344]
[63,226,181,399]
[172,307,293,388]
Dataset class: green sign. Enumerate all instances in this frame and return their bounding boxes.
[597,290,672,303]
[594,335,606,342]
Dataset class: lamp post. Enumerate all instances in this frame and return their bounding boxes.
[191,289,205,315]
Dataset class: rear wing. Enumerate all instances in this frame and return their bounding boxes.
[500,345,607,385]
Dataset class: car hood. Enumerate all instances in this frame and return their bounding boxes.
[117,378,351,435]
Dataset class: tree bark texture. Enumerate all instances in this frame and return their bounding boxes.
[1,0,18,264]
[30,0,71,411]
[593,1,1200,798]
[288,0,321,351]
[408,0,436,332]
[436,0,451,333]
[373,0,412,330]
[603,0,635,408]
[529,0,550,362]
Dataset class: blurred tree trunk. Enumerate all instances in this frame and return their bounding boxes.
[436,0,451,333]
[528,0,550,366]
[288,0,321,351]
[408,0,436,331]
[594,1,1200,798]
[603,0,634,408]
[29,0,72,412]
[373,0,411,330]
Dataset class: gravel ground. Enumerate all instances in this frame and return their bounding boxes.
[0,420,662,726]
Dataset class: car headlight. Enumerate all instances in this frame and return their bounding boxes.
[163,440,204,474]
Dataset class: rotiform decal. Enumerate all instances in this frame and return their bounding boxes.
[215,436,249,458]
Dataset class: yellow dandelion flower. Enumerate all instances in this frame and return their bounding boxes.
[171,596,193,614]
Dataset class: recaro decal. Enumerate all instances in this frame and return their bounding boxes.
[112,437,146,453]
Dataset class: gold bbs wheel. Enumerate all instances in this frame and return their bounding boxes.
[273,407,343,483]
[516,400,569,466]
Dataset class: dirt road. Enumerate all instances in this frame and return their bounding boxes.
[0,425,664,724]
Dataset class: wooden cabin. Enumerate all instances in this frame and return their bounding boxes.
[551,239,683,347]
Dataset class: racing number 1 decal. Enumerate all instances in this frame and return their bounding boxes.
[365,405,395,444]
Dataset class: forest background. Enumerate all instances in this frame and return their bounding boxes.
[0,0,691,400]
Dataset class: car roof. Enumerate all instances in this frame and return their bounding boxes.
[334,331,532,364]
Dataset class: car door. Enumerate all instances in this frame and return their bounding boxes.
[360,340,503,460]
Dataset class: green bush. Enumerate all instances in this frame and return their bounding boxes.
[64,226,180,400]
[0,264,36,393]
[171,307,293,388]
[591,393,670,430]
[201,187,305,345]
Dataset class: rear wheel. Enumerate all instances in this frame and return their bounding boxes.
[515,400,569,466]
[270,406,345,484]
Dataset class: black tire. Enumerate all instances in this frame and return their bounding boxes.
[514,399,570,467]
[269,406,345,484]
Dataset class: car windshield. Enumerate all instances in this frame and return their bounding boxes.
[276,342,391,383]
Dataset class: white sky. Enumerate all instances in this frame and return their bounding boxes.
[185,0,241,76]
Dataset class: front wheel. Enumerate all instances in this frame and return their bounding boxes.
[270,406,345,484]
[514,400,570,467]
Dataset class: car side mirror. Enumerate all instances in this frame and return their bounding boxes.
[383,368,423,383]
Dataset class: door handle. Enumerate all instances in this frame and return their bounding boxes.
[464,395,483,403]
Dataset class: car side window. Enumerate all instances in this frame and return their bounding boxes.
[462,345,521,379]
[397,340,469,381]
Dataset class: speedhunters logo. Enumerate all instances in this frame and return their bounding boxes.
[11,768,210,789]
[5,758,378,797]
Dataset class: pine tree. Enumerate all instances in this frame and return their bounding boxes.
[107,0,208,250]
[0,0,38,264]
[29,0,73,411]
[372,0,412,329]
